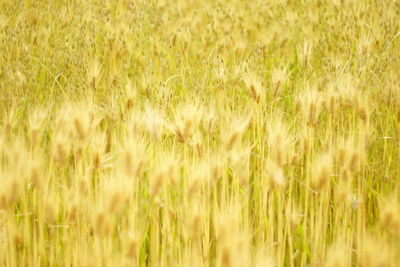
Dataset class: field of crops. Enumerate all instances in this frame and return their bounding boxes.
[1,0,400,266]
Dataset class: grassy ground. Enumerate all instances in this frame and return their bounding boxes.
[1,0,400,266]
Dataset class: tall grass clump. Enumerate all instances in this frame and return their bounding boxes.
[1,0,400,266]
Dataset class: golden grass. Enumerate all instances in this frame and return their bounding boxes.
[1,0,400,266]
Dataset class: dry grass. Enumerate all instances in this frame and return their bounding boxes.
[1,0,400,266]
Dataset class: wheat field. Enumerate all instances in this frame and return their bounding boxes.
[1,0,400,266]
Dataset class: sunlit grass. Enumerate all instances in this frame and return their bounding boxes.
[1,0,400,266]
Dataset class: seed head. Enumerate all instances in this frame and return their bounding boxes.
[297,87,323,126]
[0,178,21,209]
[243,72,264,103]
[125,238,139,260]
[44,195,58,224]
[229,146,251,187]
[271,65,288,97]
[143,104,165,141]
[297,41,313,69]
[325,240,348,267]
[93,209,113,237]
[380,196,400,236]
[224,117,250,151]
[265,161,286,190]
[29,161,42,190]
[122,136,147,178]
[311,153,332,191]
[266,118,291,167]
[172,104,202,143]
[150,156,177,198]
